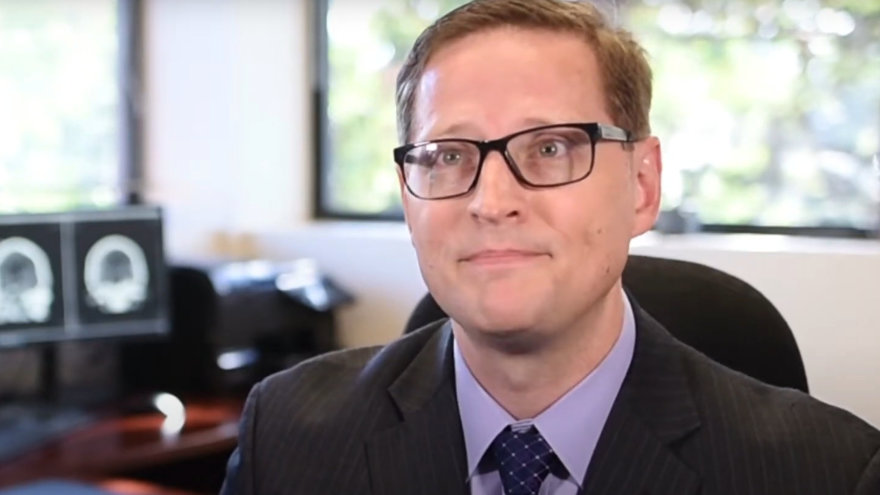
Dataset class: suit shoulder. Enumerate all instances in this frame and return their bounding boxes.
[254,320,445,414]
[260,344,382,393]
[677,341,880,456]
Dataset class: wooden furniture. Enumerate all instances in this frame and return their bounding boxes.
[0,396,243,494]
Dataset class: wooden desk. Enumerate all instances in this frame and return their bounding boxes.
[0,397,243,494]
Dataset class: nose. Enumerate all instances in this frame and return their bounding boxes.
[466,150,525,223]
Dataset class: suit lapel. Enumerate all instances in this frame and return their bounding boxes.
[364,300,703,495]
[366,322,469,495]
[582,303,702,495]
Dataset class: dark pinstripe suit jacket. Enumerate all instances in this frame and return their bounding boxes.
[220,303,880,494]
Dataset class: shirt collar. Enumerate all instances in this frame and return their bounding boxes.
[453,339,514,480]
[454,290,636,486]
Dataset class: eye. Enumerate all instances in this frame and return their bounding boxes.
[440,150,462,165]
[537,139,569,157]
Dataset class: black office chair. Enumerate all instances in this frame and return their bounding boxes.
[403,255,809,393]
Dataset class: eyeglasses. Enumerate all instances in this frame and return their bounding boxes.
[393,122,633,200]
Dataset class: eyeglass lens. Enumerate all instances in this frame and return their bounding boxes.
[402,126,594,199]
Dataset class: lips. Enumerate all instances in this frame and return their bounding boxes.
[461,249,547,264]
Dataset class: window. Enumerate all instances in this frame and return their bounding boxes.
[317,0,880,235]
[0,0,140,214]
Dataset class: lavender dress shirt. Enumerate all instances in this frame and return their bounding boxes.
[454,291,636,495]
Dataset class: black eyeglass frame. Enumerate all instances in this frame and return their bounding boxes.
[393,122,634,200]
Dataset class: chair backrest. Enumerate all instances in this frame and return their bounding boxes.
[403,254,809,393]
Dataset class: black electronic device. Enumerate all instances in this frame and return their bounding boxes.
[122,258,353,397]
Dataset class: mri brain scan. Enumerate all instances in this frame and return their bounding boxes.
[0,237,54,325]
[83,234,149,314]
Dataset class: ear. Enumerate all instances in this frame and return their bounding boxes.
[631,136,662,238]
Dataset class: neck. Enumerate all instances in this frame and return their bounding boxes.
[453,284,625,420]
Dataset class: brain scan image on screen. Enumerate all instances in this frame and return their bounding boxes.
[0,237,54,325]
[83,234,149,314]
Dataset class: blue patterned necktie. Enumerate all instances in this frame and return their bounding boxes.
[491,425,555,495]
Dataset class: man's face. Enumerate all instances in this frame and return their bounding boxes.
[401,27,661,341]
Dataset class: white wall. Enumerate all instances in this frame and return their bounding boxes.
[144,0,312,255]
[144,1,880,428]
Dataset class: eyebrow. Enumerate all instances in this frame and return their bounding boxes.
[427,117,566,141]
[428,123,478,139]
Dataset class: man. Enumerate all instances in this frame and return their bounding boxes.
[221,1,880,493]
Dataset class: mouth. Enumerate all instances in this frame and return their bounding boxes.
[461,249,548,265]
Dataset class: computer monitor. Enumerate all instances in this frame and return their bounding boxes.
[0,206,169,349]
[0,206,170,463]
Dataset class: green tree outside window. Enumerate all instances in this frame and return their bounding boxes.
[323,0,880,232]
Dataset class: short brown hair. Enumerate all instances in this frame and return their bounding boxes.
[395,0,652,143]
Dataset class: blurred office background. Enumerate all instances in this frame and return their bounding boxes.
[1,0,878,430]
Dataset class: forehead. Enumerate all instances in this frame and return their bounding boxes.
[412,27,609,140]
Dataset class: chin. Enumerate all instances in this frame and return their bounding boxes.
[461,320,546,354]
[458,302,543,335]
[446,279,540,323]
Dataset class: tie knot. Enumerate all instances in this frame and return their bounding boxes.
[491,426,555,495]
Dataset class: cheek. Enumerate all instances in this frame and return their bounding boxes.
[589,174,637,237]
[549,181,634,260]
[409,206,457,271]
[411,222,438,267]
